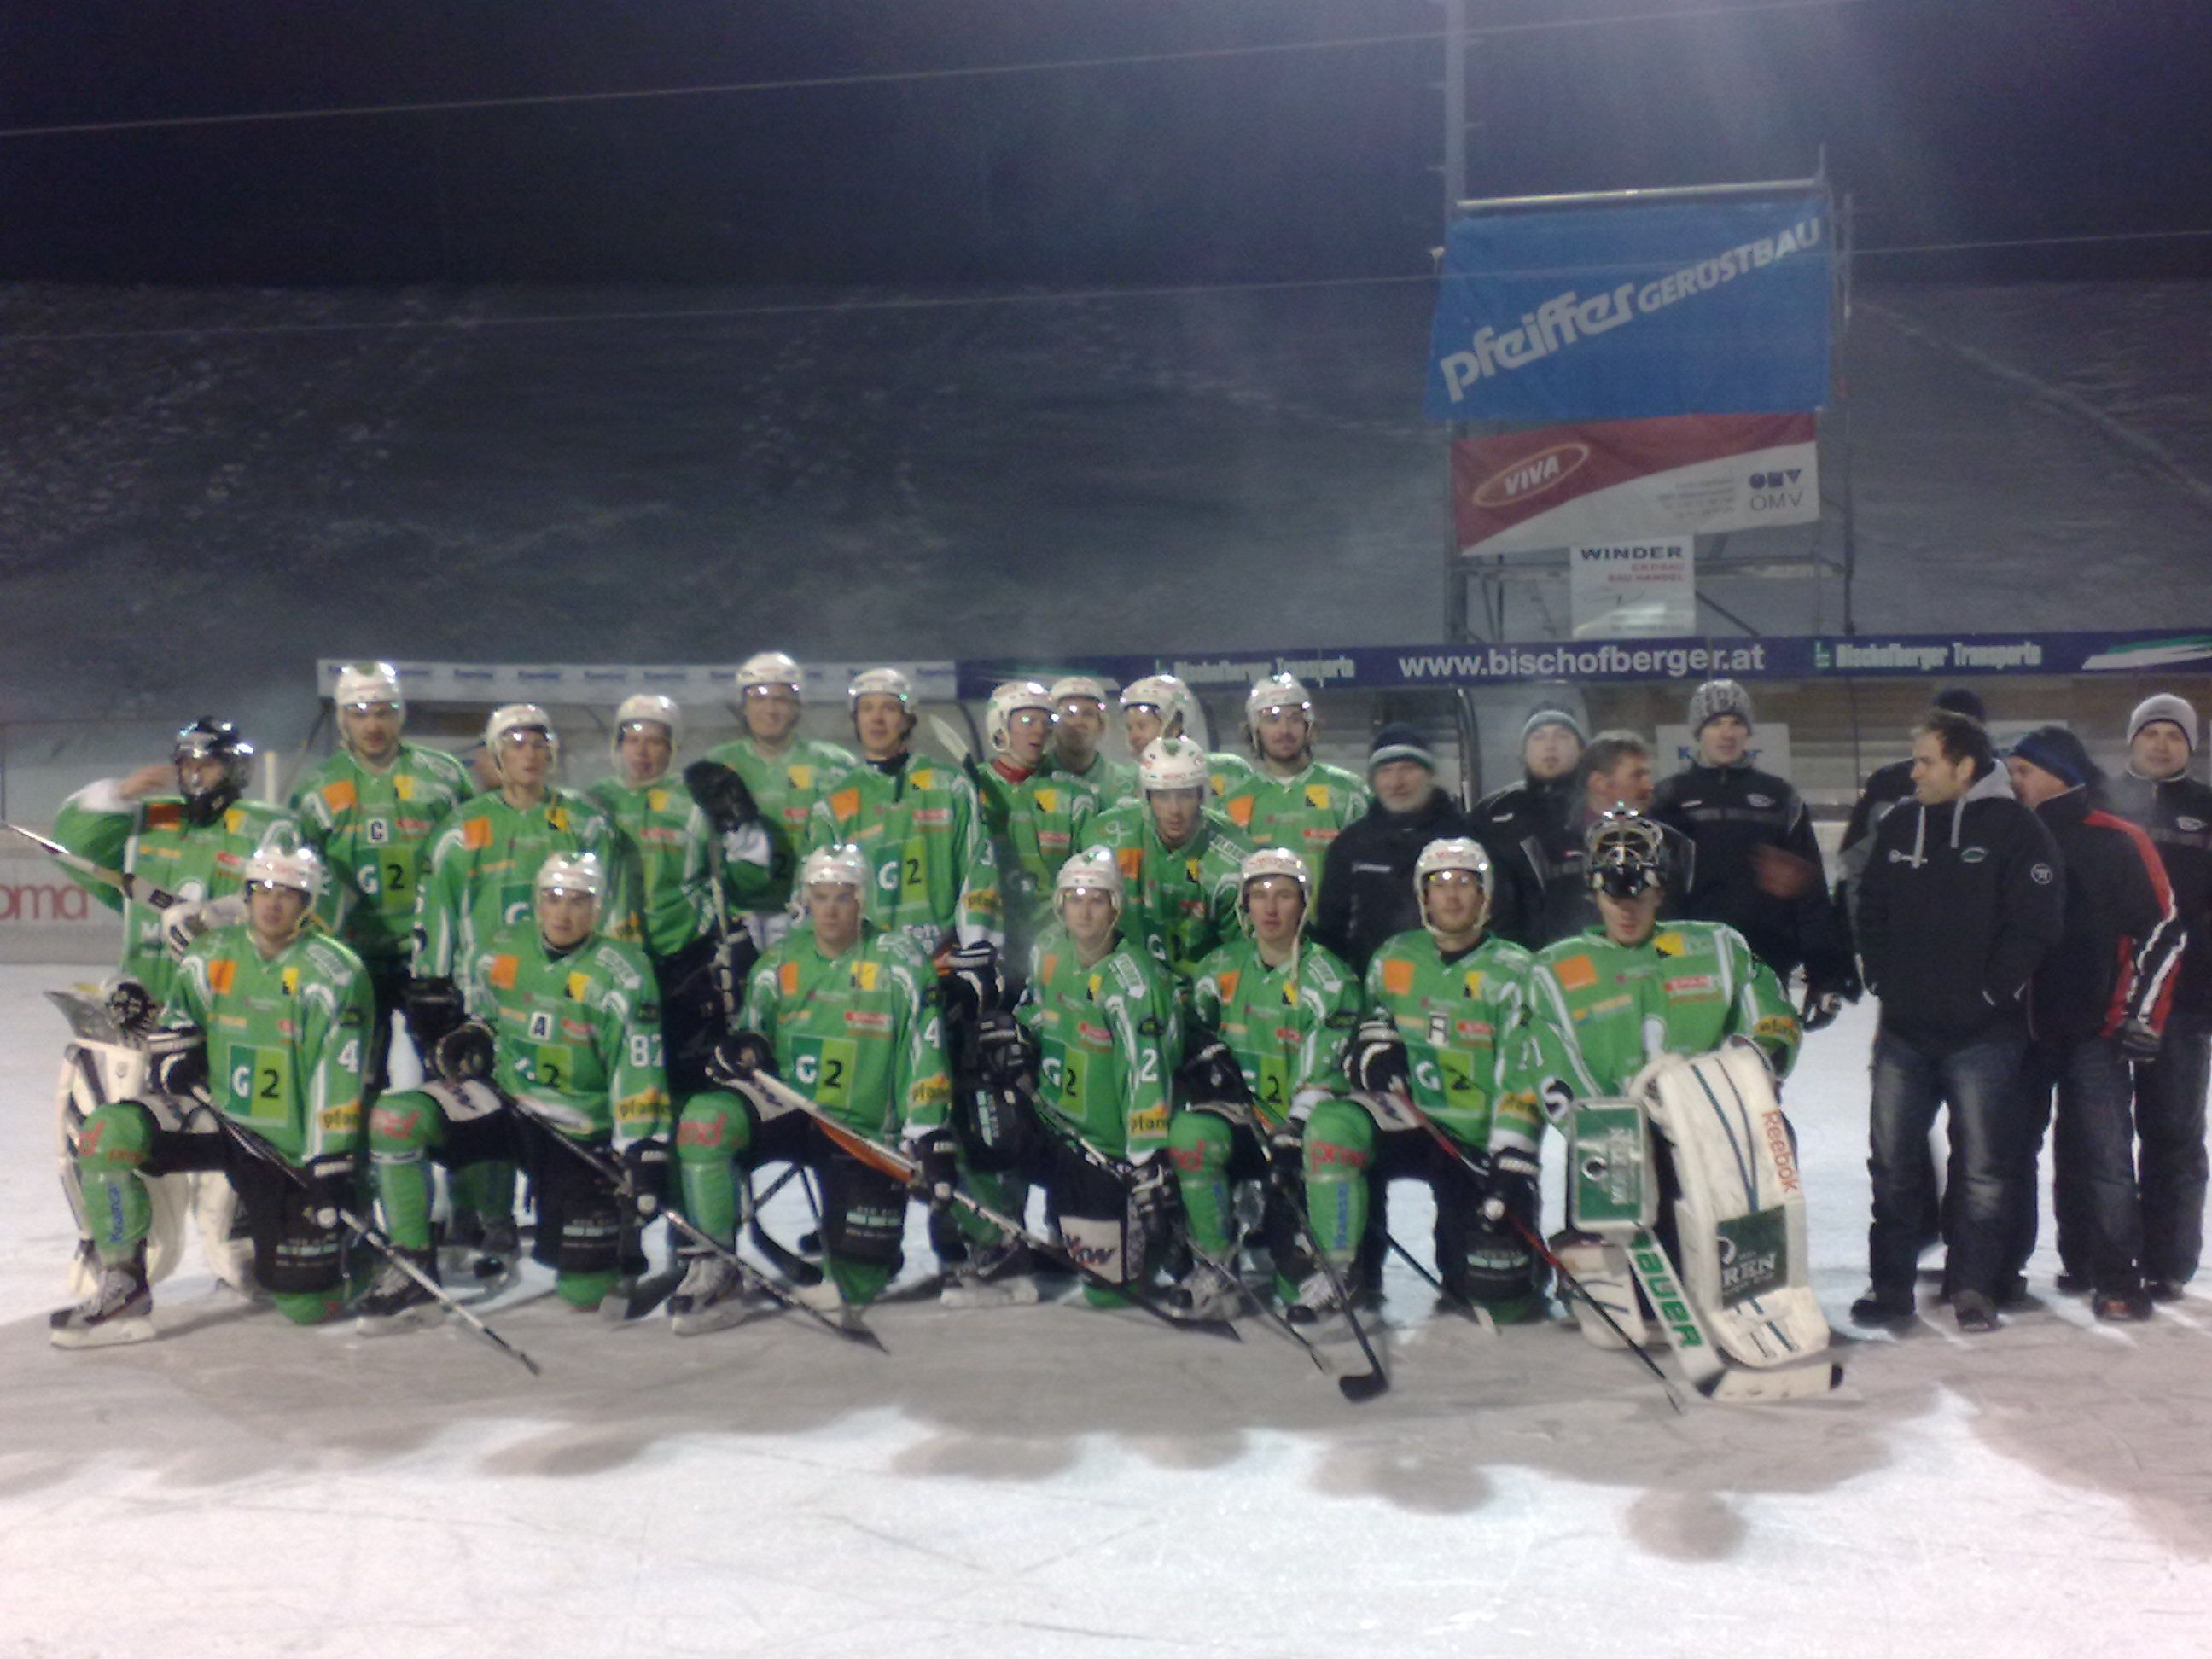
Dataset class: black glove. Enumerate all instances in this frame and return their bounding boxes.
[106,978,157,1035]
[432,1020,497,1085]
[1266,1119,1305,1190]
[1177,1032,1249,1104]
[707,1030,777,1086]
[621,1138,671,1221]
[2119,1016,2163,1064]
[974,1011,1037,1088]
[1799,984,1845,1033]
[1348,1016,1410,1097]
[911,1124,960,1210]
[1130,1159,1173,1234]
[148,1030,210,1103]
[1537,1076,1576,1126]
[302,1151,355,1233]
[404,976,465,1046]
[1480,1148,1540,1227]
[940,942,1002,1027]
[684,760,760,834]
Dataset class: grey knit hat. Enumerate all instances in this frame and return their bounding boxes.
[1689,678,1754,735]
[1520,706,1588,747]
[2128,693,2198,754]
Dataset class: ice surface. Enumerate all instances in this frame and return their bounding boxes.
[5,964,2212,1657]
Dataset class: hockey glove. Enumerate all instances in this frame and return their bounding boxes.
[1348,1016,1410,1097]
[973,1010,1038,1088]
[621,1138,672,1222]
[1266,1121,1305,1190]
[403,975,466,1046]
[302,1152,356,1234]
[161,894,245,961]
[105,978,158,1036]
[1176,1031,1250,1105]
[1479,1148,1540,1227]
[910,1125,960,1210]
[432,1020,498,1085]
[683,760,760,833]
[707,1030,777,1087]
[1130,1158,1173,1236]
[2119,1017,2164,1064]
[1536,1076,1576,1126]
[148,1028,210,1104]
[940,942,1002,1027]
[1799,985,1845,1033]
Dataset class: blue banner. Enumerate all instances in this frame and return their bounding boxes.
[1425,194,1831,425]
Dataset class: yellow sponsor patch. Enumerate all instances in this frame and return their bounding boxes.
[1304,783,1331,810]
[1756,1015,1799,1039]
[1654,932,1686,957]
[318,1104,360,1135]
[224,807,244,834]
[280,966,299,996]
[547,806,569,831]
[648,789,667,812]
[911,1074,952,1105]
[567,971,591,1002]
[830,788,860,820]
[852,960,879,992]
[1463,969,1484,999]
[1035,788,1058,812]
[395,774,415,802]
[911,767,934,790]
[789,764,813,789]
[1130,1105,1168,1138]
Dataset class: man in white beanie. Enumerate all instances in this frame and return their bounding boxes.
[2103,693,2212,1300]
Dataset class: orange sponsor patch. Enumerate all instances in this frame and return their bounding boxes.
[779,961,801,997]
[1225,795,1255,830]
[1381,958,1414,997]
[463,816,494,850]
[488,953,519,989]
[1115,847,1143,882]
[207,958,236,995]
[1216,969,1241,1003]
[145,803,183,831]
[322,779,358,812]
[830,788,861,821]
[1554,954,1598,991]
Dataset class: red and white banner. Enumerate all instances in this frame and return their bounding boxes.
[1452,411,1818,556]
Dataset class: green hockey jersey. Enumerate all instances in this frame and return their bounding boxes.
[808,754,1001,950]
[1017,925,1180,1161]
[1214,760,1371,891]
[290,741,473,974]
[1363,929,1542,1155]
[414,788,618,981]
[701,734,855,914]
[586,775,714,962]
[1190,935,1362,1128]
[1079,801,1252,988]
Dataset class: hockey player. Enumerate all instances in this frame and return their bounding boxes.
[290,662,474,1090]
[669,844,952,1324]
[969,847,1179,1307]
[808,667,1001,956]
[54,832,374,1347]
[1212,674,1368,893]
[364,852,671,1320]
[1650,680,1854,1031]
[1119,673,1249,797]
[2104,694,2212,1300]
[695,651,856,950]
[981,679,1109,963]
[1080,736,1253,992]
[587,693,724,1084]
[1047,674,1137,803]
[1167,847,1369,1321]
[411,703,617,1258]
[53,716,305,1006]
[1341,838,1548,1320]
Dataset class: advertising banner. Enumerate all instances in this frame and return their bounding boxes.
[1569,538,1695,637]
[1427,193,1831,424]
[1452,412,1818,555]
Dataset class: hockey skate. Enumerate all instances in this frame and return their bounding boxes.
[355,1248,446,1334]
[667,1252,765,1336]
[940,1240,1041,1308]
[1284,1267,1349,1328]
[49,1247,154,1350]
[1170,1257,1242,1322]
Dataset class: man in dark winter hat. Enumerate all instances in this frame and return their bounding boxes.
[1470,703,1587,950]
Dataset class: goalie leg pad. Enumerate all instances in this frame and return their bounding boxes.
[1640,1047,1830,1370]
[1551,1231,1652,1349]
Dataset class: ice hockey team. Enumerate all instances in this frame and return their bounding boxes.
[40,657,2206,1404]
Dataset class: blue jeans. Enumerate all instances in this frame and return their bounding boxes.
[1868,1025,2029,1301]
[2017,1037,2143,1292]
[2135,1015,2210,1285]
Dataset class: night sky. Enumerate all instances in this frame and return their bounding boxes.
[3,0,2208,289]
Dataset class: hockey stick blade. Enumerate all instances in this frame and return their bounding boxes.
[1697,1358,1844,1405]
[617,1264,688,1322]
[1337,1365,1392,1404]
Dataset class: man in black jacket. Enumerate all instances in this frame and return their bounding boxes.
[1470,705,1586,952]
[1650,679,1854,1027]
[1313,724,1508,974]
[1836,686,1988,930]
[2098,693,2211,1301]
[2003,726,2181,1321]
[1855,710,2065,1333]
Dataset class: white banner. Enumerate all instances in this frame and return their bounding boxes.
[315,660,960,707]
[1570,538,1695,637]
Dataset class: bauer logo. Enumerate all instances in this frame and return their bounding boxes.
[1471,442,1591,509]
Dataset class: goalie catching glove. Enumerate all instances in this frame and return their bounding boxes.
[432,1021,497,1085]
[682,760,759,834]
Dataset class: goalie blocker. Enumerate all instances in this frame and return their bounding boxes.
[1555,1042,1841,1403]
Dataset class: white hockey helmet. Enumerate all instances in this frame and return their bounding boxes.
[485,702,558,760]
[1120,674,1196,736]
[1237,846,1310,915]
[986,680,1055,753]
[333,660,404,713]
[799,842,870,893]
[737,651,805,696]
[1244,672,1313,731]
[244,825,325,904]
[1053,846,1125,917]
[848,667,913,706]
[535,850,606,900]
[1414,836,1494,932]
[1139,736,1211,795]
[1049,675,1110,707]
[613,692,682,767]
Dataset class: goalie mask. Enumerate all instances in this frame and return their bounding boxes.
[172,717,253,825]
[1587,808,1668,899]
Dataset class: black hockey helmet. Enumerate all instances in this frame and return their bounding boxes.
[172,716,253,823]
[1586,807,1667,899]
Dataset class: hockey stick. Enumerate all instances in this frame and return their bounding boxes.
[498,1091,885,1353]
[3,821,188,911]
[747,1071,1238,1342]
[744,1161,824,1287]
[204,1112,542,1376]
[1268,1166,1390,1402]
[1382,1231,1496,1335]
[1387,1091,1685,1412]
